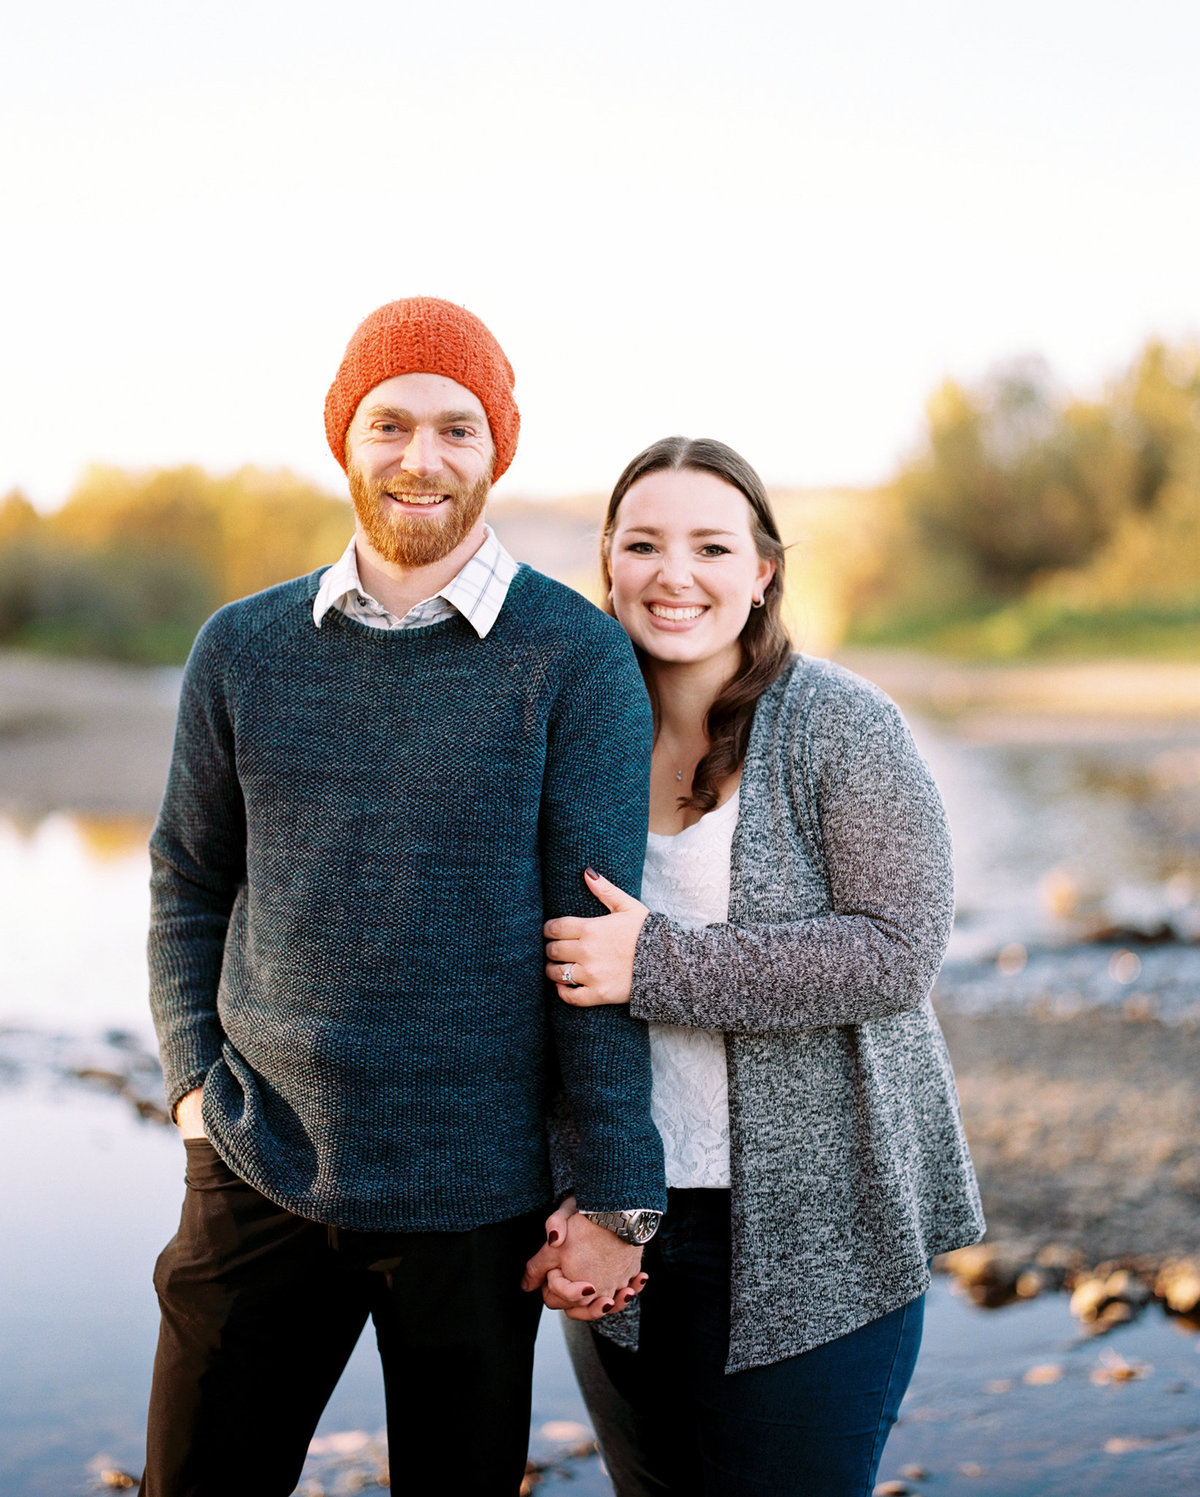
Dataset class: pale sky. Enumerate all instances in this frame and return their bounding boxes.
[3,0,1198,508]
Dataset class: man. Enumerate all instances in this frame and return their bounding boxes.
[143,297,666,1496]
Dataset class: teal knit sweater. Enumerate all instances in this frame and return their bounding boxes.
[148,564,666,1231]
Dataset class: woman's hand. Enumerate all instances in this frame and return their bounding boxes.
[544,868,650,1007]
[522,1196,648,1320]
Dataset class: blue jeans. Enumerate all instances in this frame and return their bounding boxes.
[564,1189,924,1497]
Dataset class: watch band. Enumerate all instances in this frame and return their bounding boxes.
[578,1208,662,1245]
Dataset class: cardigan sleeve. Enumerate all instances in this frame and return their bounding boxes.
[628,696,954,1032]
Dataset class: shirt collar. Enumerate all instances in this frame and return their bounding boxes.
[312,524,519,638]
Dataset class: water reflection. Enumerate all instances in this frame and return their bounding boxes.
[912,720,1200,960]
[0,814,152,1031]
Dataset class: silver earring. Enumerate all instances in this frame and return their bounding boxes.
[751,596,765,609]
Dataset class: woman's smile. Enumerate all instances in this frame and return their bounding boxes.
[645,601,710,626]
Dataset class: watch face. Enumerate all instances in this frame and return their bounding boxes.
[630,1211,661,1244]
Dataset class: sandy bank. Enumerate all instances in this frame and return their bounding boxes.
[0,651,178,820]
[937,1006,1200,1265]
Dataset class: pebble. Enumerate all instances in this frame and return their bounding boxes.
[939,1240,1040,1306]
[98,1474,136,1491]
[873,1483,912,1496]
[1070,1276,1109,1321]
[1069,1266,1152,1329]
[539,1420,589,1442]
[1105,1436,1154,1454]
[939,1239,1084,1307]
[1156,1259,1200,1315]
[1089,1351,1150,1385]
[1023,1363,1064,1385]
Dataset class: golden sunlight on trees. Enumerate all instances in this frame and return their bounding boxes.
[0,467,349,662]
[852,337,1200,657]
[0,336,1196,665]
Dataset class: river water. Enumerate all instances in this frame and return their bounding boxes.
[2,697,1199,1493]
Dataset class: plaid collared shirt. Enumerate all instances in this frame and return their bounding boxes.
[311,525,518,638]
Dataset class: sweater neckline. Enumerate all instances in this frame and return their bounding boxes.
[307,562,531,646]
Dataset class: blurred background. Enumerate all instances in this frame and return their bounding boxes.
[2,3,1199,1494]
[3,0,1199,663]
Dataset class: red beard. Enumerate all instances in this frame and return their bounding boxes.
[347,464,492,570]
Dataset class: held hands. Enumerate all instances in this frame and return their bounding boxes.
[522,1197,648,1320]
[544,868,649,1007]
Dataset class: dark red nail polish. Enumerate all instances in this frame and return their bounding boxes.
[585,867,598,879]
[581,1285,596,1297]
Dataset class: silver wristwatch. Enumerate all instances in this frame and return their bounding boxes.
[578,1208,662,1245]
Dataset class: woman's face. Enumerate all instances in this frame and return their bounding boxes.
[608,467,775,673]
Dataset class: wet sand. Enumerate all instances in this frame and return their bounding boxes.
[938,1004,1200,1265]
[0,652,179,821]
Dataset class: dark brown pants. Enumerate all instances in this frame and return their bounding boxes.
[140,1138,546,1497]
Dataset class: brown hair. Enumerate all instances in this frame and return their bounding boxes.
[601,436,792,814]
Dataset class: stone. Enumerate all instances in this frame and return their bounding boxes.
[1069,1276,1109,1322]
[938,1240,1038,1307]
[1104,1268,1150,1306]
[1156,1259,1200,1315]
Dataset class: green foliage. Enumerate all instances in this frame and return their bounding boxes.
[851,597,1200,662]
[3,334,1196,666]
[859,336,1200,655]
[0,467,351,664]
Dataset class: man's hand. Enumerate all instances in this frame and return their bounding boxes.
[522,1197,648,1320]
[174,1087,206,1140]
[544,868,649,1008]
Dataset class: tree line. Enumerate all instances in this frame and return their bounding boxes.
[1,336,1197,663]
[846,337,1200,655]
[0,467,350,662]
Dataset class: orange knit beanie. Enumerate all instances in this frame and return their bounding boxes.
[324,297,520,479]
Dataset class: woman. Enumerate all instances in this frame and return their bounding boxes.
[537,437,984,1496]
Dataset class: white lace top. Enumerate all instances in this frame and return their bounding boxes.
[641,789,739,1188]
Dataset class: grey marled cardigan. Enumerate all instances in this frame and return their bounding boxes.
[610,653,984,1374]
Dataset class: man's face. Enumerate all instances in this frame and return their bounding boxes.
[345,372,494,570]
